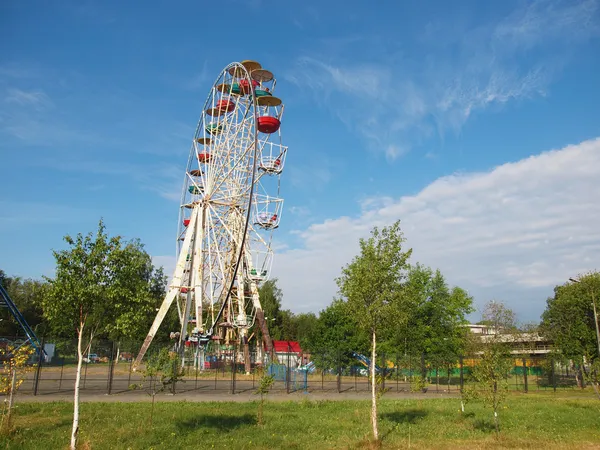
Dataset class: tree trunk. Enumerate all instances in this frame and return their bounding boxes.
[493,410,499,437]
[371,329,378,441]
[115,344,120,365]
[3,367,17,430]
[71,323,84,450]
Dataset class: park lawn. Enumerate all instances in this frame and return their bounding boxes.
[2,395,600,449]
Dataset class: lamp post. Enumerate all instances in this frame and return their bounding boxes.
[570,277,600,358]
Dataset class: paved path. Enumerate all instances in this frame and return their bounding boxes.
[13,390,460,403]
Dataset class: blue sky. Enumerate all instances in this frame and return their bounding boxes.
[1,0,599,322]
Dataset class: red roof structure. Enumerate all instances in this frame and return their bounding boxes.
[272,340,301,354]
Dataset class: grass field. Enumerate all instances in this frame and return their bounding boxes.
[2,394,600,449]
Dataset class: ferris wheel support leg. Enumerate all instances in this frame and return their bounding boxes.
[255,309,274,357]
[133,288,179,370]
[133,208,199,370]
[241,329,251,374]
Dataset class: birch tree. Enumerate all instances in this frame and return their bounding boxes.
[465,301,516,437]
[336,220,411,442]
[43,220,119,450]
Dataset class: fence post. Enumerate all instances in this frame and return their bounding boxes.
[58,358,65,392]
[551,360,556,393]
[335,349,340,393]
[230,347,237,395]
[381,352,386,392]
[522,358,528,393]
[171,349,179,394]
[395,353,399,392]
[127,358,133,390]
[214,356,218,390]
[459,356,464,392]
[107,341,117,395]
[33,334,46,396]
[286,343,291,394]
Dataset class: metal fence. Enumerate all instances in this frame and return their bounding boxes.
[3,337,588,397]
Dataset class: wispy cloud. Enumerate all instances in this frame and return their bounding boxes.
[286,0,599,160]
[34,158,184,201]
[286,152,337,191]
[181,60,210,91]
[4,88,52,109]
[0,201,92,232]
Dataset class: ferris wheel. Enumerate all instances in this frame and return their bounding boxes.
[134,60,287,370]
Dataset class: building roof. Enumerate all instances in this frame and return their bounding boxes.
[272,340,301,353]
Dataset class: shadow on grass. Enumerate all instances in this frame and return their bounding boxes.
[177,414,255,432]
[381,409,428,425]
[380,409,428,441]
[473,419,496,433]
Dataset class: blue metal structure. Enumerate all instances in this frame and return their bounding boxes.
[352,352,384,374]
[0,283,43,354]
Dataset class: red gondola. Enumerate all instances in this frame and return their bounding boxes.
[257,116,281,134]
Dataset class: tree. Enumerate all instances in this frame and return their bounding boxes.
[129,348,184,427]
[393,264,473,380]
[541,272,600,398]
[466,300,516,437]
[336,220,412,442]
[42,220,163,449]
[254,372,275,426]
[0,344,35,434]
[294,312,318,350]
[0,271,47,337]
[258,279,283,340]
[305,299,368,370]
[102,239,167,344]
[43,220,118,449]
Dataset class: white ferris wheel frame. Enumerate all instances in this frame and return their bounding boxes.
[134,61,286,368]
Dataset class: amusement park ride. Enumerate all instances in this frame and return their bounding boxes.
[133,60,286,373]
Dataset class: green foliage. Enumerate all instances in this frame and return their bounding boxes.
[389,264,474,365]
[42,220,166,342]
[42,220,119,339]
[0,345,35,434]
[132,348,184,395]
[305,299,368,369]
[102,239,167,342]
[255,373,275,396]
[0,272,47,337]
[254,372,275,426]
[337,220,412,441]
[410,375,428,393]
[130,348,185,426]
[541,272,600,363]
[258,279,283,340]
[255,279,319,347]
[337,220,412,335]
[294,312,318,349]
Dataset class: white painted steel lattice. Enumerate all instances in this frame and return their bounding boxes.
[134,60,287,371]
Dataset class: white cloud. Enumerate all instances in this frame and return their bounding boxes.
[271,138,600,321]
[286,0,599,159]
